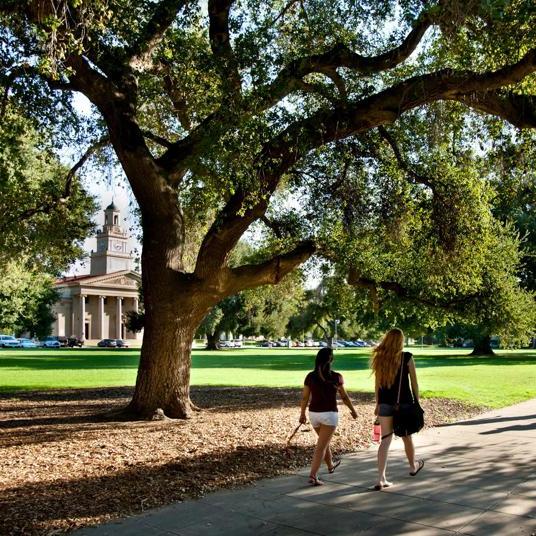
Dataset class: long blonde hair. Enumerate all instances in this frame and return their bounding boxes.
[371,328,404,388]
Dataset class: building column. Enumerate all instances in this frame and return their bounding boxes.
[79,294,86,341]
[116,297,123,339]
[97,296,105,340]
[70,307,75,338]
[133,297,139,313]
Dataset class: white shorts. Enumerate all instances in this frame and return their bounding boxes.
[309,411,339,428]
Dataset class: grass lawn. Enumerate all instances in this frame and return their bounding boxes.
[0,346,535,408]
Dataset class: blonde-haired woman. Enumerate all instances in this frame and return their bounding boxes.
[371,328,424,490]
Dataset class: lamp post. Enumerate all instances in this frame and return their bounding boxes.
[334,319,340,347]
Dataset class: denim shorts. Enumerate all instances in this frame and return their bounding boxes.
[378,403,412,417]
[309,411,339,428]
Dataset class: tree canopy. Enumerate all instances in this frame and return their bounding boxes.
[2,0,536,417]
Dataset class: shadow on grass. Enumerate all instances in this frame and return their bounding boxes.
[1,350,535,376]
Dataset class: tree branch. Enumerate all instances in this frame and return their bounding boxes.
[226,240,315,294]
[347,268,484,311]
[161,61,193,130]
[456,91,536,129]
[208,0,241,99]
[127,0,190,71]
[141,130,173,148]
[255,9,433,112]
[63,136,110,198]
[377,126,433,187]
[0,136,109,232]
[257,48,536,183]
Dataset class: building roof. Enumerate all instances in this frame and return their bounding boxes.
[55,270,141,287]
[106,200,118,210]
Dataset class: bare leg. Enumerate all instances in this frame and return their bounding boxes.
[313,426,334,470]
[310,424,336,481]
[401,435,419,472]
[377,416,393,487]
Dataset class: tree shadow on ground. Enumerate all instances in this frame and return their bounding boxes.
[2,439,533,535]
[439,414,536,427]
[0,386,376,447]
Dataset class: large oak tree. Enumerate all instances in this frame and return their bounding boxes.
[2,0,536,417]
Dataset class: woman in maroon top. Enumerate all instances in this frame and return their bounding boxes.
[300,347,358,486]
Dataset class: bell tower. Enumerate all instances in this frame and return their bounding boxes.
[90,201,133,275]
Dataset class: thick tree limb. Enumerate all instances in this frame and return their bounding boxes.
[258,48,536,182]
[194,189,270,278]
[226,240,316,294]
[192,49,536,281]
[208,0,240,99]
[456,91,536,129]
[128,0,190,71]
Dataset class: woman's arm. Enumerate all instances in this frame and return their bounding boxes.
[299,385,311,423]
[408,357,419,401]
[338,385,358,419]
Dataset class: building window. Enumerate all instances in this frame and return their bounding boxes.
[85,296,90,304]
[114,215,119,225]
[103,298,107,305]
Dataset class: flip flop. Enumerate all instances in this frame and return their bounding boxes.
[410,459,425,476]
[309,475,324,486]
[328,459,341,474]
[372,481,393,491]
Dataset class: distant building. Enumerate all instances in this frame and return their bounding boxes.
[51,202,142,343]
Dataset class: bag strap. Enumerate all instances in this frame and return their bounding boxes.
[395,353,404,406]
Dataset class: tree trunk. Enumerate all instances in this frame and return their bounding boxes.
[206,331,220,350]
[127,216,213,419]
[470,334,495,356]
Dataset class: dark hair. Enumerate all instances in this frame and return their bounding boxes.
[315,347,334,382]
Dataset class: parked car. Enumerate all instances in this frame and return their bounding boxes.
[67,337,84,347]
[115,339,129,348]
[0,335,21,348]
[97,338,117,347]
[17,338,38,348]
[40,337,61,348]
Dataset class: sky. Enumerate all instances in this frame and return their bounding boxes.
[65,94,140,276]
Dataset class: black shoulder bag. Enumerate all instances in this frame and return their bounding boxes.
[392,356,424,437]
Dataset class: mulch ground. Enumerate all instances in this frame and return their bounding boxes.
[0,387,485,535]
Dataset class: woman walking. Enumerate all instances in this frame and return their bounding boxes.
[300,347,358,486]
[371,328,424,490]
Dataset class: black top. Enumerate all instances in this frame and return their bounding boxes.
[378,352,414,405]
[304,371,344,412]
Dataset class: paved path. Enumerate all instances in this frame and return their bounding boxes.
[77,400,536,535]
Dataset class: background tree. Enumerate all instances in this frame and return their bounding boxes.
[2,0,536,417]
[0,103,95,336]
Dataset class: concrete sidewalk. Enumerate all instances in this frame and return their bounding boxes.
[77,399,536,535]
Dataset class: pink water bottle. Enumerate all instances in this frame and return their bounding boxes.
[372,419,381,443]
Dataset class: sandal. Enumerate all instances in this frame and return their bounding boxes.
[309,475,324,486]
[409,459,425,476]
[328,459,341,474]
